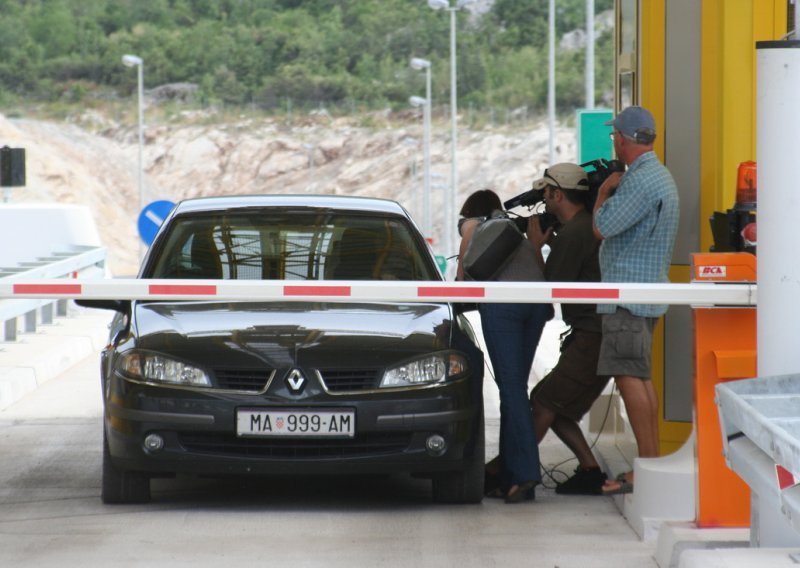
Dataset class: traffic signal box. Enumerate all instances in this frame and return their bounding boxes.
[692,252,756,527]
[0,146,25,187]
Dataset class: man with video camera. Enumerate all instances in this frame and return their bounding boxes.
[525,162,611,495]
[592,106,680,495]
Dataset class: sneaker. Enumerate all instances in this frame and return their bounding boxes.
[555,466,607,495]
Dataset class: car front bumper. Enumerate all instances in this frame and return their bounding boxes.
[105,377,481,477]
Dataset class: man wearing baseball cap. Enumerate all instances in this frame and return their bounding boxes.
[592,106,680,495]
[524,162,611,495]
[529,162,590,193]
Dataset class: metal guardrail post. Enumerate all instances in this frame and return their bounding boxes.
[24,310,36,333]
[4,317,15,342]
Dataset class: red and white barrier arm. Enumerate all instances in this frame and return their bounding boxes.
[0,279,757,306]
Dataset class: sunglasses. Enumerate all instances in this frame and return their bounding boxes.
[543,170,589,190]
[543,168,563,190]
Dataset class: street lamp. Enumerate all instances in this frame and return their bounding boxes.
[410,57,432,238]
[303,143,316,192]
[585,0,595,109]
[122,54,144,243]
[401,136,420,221]
[430,173,448,253]
[548,0,555,161]
[428,0,473,267]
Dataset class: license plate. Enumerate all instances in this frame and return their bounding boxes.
[236,408,355,438]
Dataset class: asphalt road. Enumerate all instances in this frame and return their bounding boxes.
[0,329,657,568]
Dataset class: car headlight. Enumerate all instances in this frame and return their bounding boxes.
[118,351,211,387]
[380,352,469,388]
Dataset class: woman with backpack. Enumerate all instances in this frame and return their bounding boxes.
[456,189,553,503]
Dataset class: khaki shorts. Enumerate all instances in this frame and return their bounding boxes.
[597,308,657,379]
[530,329,610,422]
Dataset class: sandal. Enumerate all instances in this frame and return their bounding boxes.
[505,480,538,504]
[602,478,633,495]
[485,455,501,476]
[484,455,503,496]
[485,487,506,499]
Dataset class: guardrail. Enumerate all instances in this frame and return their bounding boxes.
[716,375,800,547]
[0,245,106,341]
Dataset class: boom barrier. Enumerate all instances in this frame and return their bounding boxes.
[0,278,757,306]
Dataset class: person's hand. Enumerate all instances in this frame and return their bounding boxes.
[598,171,622,199]
[527,216,553,249]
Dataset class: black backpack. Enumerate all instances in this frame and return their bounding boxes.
[462,212,525,281]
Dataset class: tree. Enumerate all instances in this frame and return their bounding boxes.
[0,0,614,116]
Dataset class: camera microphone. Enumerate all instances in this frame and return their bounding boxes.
[503,194,525,210]
[503,188,543,211]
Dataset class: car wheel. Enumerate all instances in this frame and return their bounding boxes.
[431,413,485,504]
[101,429,151,504]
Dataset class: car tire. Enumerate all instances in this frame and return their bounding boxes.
[101,429,151,504]
[431,413,485,504]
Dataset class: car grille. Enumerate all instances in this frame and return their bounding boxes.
[318,369,380,392]
[213,368,380,393]
[214,368,272,392]
[178,432,411,459]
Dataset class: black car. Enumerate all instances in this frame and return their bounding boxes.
[79,195,485,504]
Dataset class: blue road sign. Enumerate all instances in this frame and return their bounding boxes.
[138,200,175,245]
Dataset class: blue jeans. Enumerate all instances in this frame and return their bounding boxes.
[479,302,551,486]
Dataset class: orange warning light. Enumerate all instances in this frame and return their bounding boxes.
[735,161,757,210]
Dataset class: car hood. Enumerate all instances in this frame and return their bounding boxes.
[131,301,454,370]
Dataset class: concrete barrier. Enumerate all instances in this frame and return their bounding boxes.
[716,374,800,548]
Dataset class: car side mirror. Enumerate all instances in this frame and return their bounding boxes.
[75,299,131,314]
[452,302,478,315]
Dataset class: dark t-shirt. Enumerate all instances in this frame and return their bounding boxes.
[544,208,601,333]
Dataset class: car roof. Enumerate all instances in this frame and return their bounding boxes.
[172,194,410,217]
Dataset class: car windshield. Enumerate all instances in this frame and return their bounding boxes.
[147,210,438,281]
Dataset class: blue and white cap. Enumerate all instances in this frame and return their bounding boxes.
[605,106,656,142]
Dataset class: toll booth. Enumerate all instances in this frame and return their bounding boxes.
[692,252,756,527]
[691,159,758,527]
[605,0,781,520]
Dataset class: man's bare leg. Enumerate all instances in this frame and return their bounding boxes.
[615,374,660,458]
[533,399,599,468]
[602,375,659,492]
[551,415,600,469]
[533,400,556,443]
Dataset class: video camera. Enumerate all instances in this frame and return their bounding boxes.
[502,158,625,234]
[582,158,626,196]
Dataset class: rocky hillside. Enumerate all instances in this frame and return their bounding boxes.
[0,109,576,276]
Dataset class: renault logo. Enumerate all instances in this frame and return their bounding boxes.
[285,369,307,394]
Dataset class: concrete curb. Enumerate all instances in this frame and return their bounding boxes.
[0,307,111,411]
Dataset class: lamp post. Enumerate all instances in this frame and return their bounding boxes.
[122,54,144,240]
[401,136,420,221]
[410,57,432,237]
[427,0,472,266]
[303,143,316,192]
[430,173,448,252]
[585,0,595,109]
[548,0,556,161]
